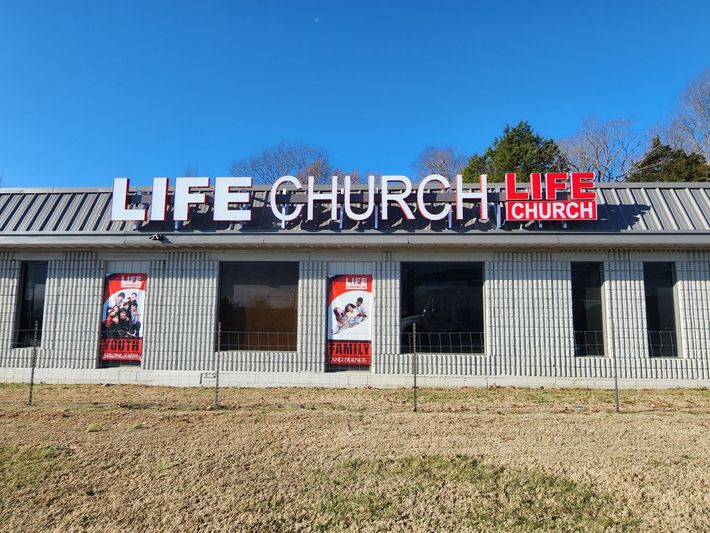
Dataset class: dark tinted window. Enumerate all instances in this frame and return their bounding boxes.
[643,262,677,357]
[218,262,298,351]
[14,262,48,348]
[400,262,484,354]
[571,262,605,356]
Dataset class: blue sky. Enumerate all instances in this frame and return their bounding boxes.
[0,0,709,188]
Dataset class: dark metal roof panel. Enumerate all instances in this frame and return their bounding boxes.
[689,188,710,230]
[675,187,710,231]
[634,188,662,230]
[1,183,709,244]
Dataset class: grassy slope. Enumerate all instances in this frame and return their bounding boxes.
[1,384,709,531]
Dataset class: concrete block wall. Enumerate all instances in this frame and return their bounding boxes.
[487,252,574,378]
[604,252,648,380]
[372,252,402,373]
[370,250,710,382]
[297,260,327,372]
[670,252,710,380]
[41,252,104,369]
[141,252,217,371]
[0,252,21,366]
[138,249,710,382]
[596,251,710,381]
[0,248,709,385]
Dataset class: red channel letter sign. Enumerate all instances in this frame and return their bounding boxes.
[505,172,597,221]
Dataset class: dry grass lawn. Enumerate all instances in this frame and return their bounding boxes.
[1,384,709,531]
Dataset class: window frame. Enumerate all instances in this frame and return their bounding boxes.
[642,261,679,358]
[570,261,607,357]
[399,261,486,355]
[13,261,49,349]
[216,261,300,352]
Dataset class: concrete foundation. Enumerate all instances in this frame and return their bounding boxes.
[2,367,708,390]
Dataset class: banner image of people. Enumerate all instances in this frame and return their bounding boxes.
[327,274,372,366]
[99,273,146,362]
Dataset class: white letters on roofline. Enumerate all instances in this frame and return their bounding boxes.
[174,177,209,221]
[455,174,488,221]
[270,175,303,222]
[214,177,251,222]
[381,176,415,221]
[111,178,146,221]
[109,174,494,223]
[150,177,169,221]
[308,176,338,221]
[344,175,375,221]
[416,174,451,221]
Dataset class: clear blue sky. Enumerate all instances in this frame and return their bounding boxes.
[0,0,709,188]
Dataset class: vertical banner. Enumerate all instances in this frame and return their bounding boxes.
[327,274,372,366]
[99,273,146,362]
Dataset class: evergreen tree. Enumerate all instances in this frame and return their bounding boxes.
[627,137,710,182]
[462,122,568,183]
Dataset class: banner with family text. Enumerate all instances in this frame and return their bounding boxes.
[99,273,146,362]
[327,275,372,366]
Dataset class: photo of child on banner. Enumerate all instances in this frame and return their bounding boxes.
[99,273,146,362]
[327,275,372,366]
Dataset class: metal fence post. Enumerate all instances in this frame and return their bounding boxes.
[412,323,417,413]
[28,321,38,406]
[613,347,620,414]
[214,322,221,410]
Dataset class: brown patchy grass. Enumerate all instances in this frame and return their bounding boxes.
[0,384,709,531]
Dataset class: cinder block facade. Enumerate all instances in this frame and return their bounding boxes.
[0,249,709,387]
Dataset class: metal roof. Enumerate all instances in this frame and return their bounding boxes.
[1,182,709,249]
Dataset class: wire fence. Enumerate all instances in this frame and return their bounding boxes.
[1,322,707,414]
[647,330,679,358]
[219,330,299,352]
[400,331,484,355]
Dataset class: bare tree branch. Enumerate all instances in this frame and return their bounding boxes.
[231,142,333,184]
[559,117,645,182]
[331,168,362,184]
[413,146,467,181]
[182,164,201,177]
[665,69,710,160]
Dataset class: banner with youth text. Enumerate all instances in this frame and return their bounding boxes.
[99,273,146,362]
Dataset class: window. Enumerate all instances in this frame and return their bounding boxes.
[571,262,605,356]
[400,262,484,354]
[14,261,48,348]
[218,262,298,351]
[643,262,678,357]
